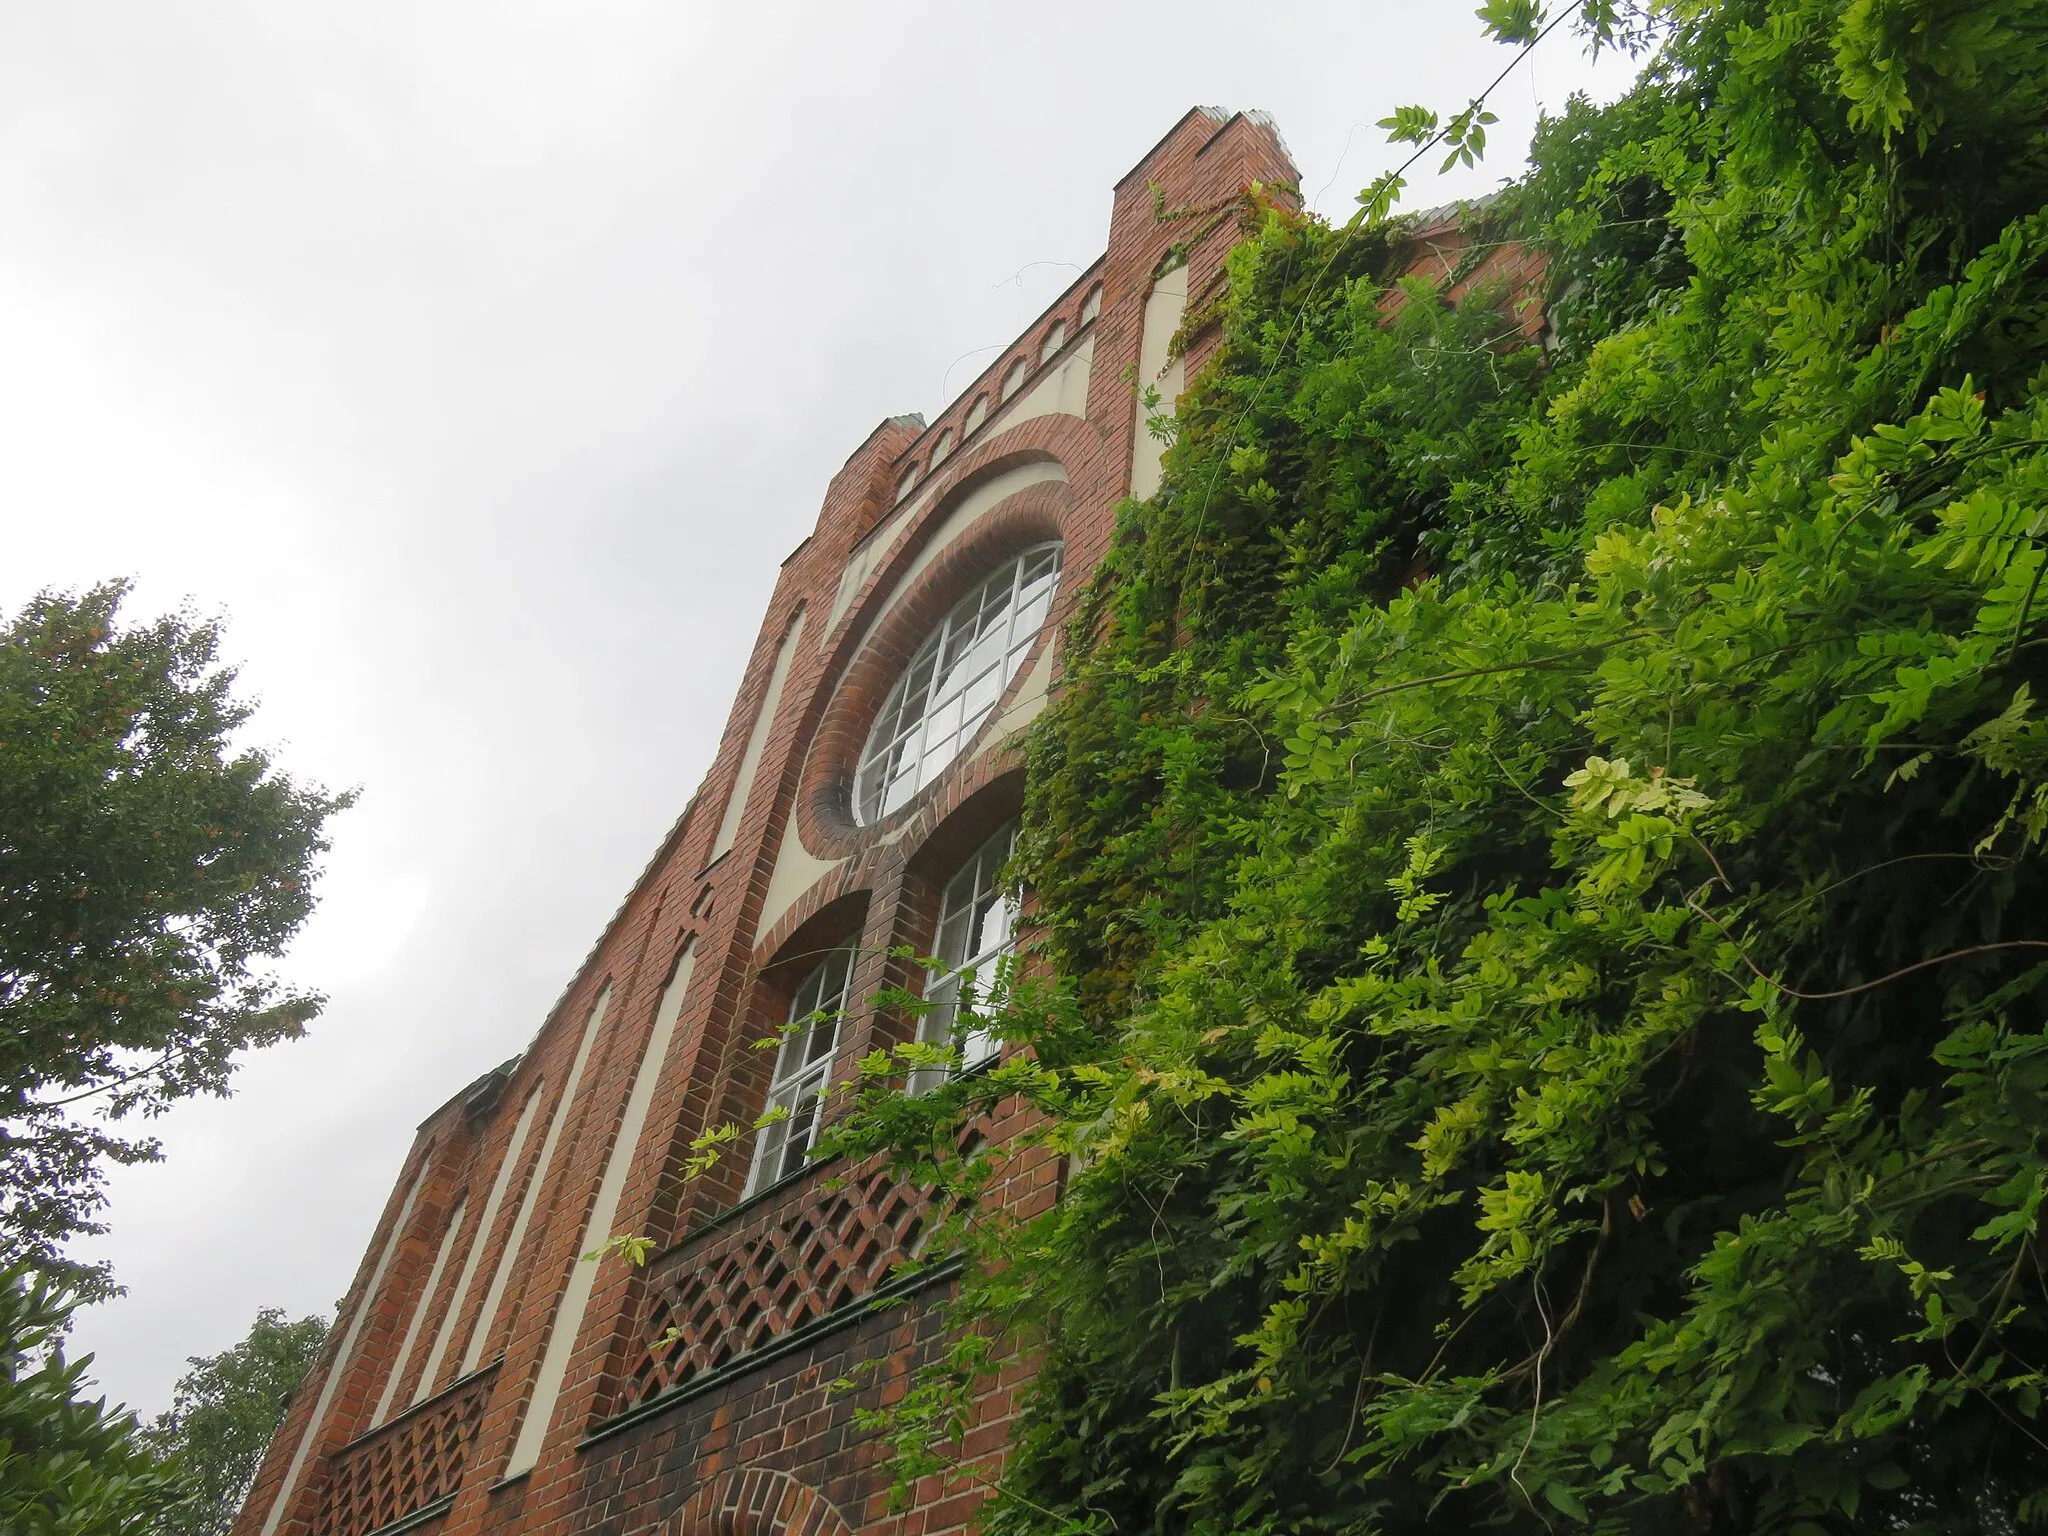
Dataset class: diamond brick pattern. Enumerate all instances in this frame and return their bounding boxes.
[626,1157,955,1407]
[307,1365,496,1536]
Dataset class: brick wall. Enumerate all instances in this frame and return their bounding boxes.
[233,106,1325,1536]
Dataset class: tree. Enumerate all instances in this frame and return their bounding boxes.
[143,1308,329,1536]
[0,582,353,1293]
[821,0,2048,1529]
[0,1261,190,1535]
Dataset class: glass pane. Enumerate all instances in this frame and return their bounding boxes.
[958,672,1003,735]
[884,763,919,818]
[920,972,962,1047]
[950,631,1008,695]
[974,892,1016,961]
[771,951,850,1088]
[935,907,973,970]
[756,1109,790,1178]
[898,647,940,715]
[780,1079,822,1178]
[960,1019,1000,1070]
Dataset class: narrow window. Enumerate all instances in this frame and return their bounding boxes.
[1079,283,1102,326]
[913,823,1019,1093]
[1039,320,1067,364]
[964,396,989,436]
[897,464,919,501]
[930,429,954,466]
[746,948,854,1195]
[1000,357,1028,400]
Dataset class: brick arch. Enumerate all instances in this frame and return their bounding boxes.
[793,479,1075,862]
[666,1467,853,1536]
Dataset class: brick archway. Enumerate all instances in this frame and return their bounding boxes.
[667,1467,854,1536]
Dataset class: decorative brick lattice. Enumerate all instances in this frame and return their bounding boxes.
[626,1162,944,1406]
[666,1467,853,1536]
[307,1365,496,1536]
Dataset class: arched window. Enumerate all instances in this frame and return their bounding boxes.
[912,822,1019,1093]
[1000,357,1028,400]
[1039,320,1067,364]
[1079,283,1102,325]
[746,948,853,1195]
[963,396,989,436]
[853,543,1062,825]
[897,464,919,501]
[930,428,954,466]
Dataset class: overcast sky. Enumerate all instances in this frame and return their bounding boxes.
[0,1,1636,1418]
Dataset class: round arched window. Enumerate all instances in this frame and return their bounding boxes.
[853,543,1063,824]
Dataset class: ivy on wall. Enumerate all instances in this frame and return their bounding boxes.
[823,0,2048,1528]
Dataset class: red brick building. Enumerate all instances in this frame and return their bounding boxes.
[233,108,1301,1536]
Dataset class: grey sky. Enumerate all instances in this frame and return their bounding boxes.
[0,1,1635,1417]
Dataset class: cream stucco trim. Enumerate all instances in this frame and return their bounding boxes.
[829,345,1087,648]
[829,501,915,636]
[503,950,693,1478]
[423,1081,542,1398]
[855,461,1069,657]
[458,988,611,1378]
[374,1194,466,1425]
[991,333,1093,435]
[758,826,847,940]
[712,608,807,860]
[987,638,1055,745]
[1128,264,1188,501]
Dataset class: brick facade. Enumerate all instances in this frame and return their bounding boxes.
[233,107,1311,1536]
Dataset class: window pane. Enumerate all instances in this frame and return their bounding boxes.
[852,545,1063,825]
[776,1078,824,1181]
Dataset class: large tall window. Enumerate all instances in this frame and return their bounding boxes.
[746,948,853,1195]
[854,544,1062,825]
[912,823,1019,1093]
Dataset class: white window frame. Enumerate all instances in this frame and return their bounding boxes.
[853,543,1062,826]
[912,823,1020,1094]
[745,948,854,1196]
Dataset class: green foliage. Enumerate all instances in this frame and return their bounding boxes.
[0,582,352,1294]
[0,1263,189,1534]
[141,1308,327,1536]
[821,0,2048,1529]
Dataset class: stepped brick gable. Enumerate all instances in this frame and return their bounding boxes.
[236,107,1496,1536]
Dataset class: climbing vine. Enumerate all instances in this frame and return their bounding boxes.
[820,0,2048,1529]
